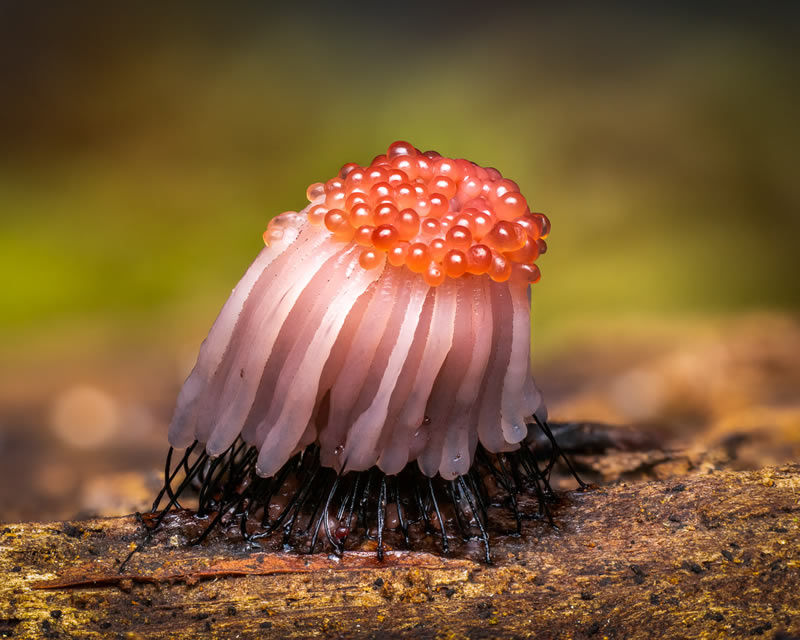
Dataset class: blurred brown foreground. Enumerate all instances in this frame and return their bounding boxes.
[1,311,797,524]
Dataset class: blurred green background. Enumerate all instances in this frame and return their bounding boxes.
[1,1,798,521]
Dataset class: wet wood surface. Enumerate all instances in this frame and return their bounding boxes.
[1,463,798,639]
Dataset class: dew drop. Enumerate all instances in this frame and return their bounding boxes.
[334,445,344,456]
[334,522,350,541]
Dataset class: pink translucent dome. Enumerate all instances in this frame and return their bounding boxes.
[169,142,549,481]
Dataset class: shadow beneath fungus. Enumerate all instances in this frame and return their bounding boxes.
[122,417,586,569]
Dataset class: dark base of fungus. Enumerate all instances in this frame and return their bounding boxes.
[131,417,583,568]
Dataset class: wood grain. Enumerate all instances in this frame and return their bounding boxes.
[1,464,798,638]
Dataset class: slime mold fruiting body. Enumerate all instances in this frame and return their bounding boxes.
[150,142,576,563]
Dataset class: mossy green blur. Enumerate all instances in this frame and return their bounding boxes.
[1,4,797,363]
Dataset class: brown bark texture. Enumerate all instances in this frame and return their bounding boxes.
[1,463,798,639]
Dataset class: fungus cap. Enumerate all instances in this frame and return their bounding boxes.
[169,142,549,481]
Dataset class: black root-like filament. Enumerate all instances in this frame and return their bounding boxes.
[129,420,577,569]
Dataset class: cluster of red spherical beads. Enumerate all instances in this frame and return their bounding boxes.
[296,141,548,287]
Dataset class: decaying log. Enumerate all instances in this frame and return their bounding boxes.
[1,464,798,639]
